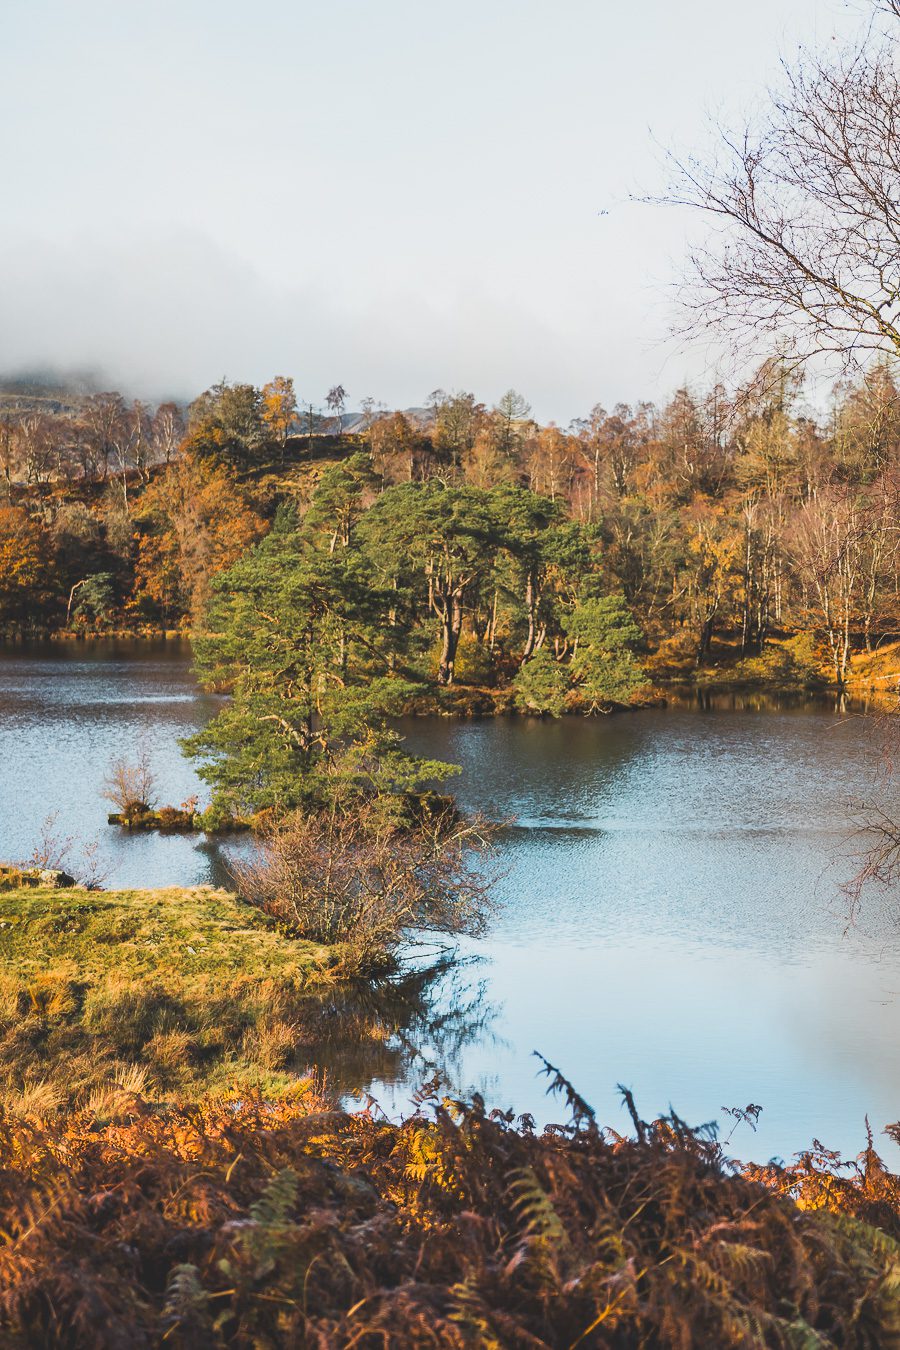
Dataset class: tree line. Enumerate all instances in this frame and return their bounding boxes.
[2,362,900,695]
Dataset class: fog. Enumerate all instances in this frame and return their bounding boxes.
[0,0,863,419]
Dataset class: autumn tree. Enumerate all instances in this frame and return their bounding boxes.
[789,487,863,686]
[681,502,741,662]
[0,506,50,627]
[186,381,271,471]
[853,473,900,652]
[460,428,516,490]
[261,376,298,460]
[571,403,651,510]
[368,412,422,482]
[432,391,485,468]
[135,458,265,624]
[525,425,578,503]
[655,387,730,502]
[833,359,900,481]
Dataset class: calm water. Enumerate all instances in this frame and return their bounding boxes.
[1,640,898,1164]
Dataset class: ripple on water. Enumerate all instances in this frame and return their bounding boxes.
[0,641,897,1164]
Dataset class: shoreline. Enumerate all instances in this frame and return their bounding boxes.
[1,631,893,718]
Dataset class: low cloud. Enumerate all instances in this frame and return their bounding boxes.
[0,224,690,420]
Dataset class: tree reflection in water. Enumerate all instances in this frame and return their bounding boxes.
[291,953,501,1102]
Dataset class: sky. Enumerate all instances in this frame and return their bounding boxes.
[0,0,868,421]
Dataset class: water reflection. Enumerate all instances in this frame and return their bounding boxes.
[301,955,501,1106]
[668,685,868,715]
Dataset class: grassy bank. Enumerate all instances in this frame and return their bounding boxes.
[0,886,339,1108]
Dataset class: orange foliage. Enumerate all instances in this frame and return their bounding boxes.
[134,459,265,624]
[261,375,298,451]
[0,505,49,625]
[0,1081,899,1346]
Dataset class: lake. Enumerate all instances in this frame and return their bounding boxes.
[1,638,898,1165]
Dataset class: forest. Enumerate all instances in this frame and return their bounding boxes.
[3,360,900,701]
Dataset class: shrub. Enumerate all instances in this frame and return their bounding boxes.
[101,748,158,824]
[782,630,826,684]
[647,625,699,675]
[72,572,116,626]
[448,633,498,686]
[720,635,827,689]
[198,800,242,833]
[233,802,495,974]
[155,804,196,831]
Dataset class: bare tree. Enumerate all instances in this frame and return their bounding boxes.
[150,401,185,467]
[15,413,55,485]
[788,487,863,687]
[102,748,158,823]
[108,400,151,512]
[359,395,386,432]
[661,12,900,374]
[80,392,127,483]
[326,384,347,436]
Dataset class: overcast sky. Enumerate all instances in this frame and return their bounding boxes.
[0,0,866,420]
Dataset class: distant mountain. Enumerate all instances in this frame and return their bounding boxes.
[338,407,434,434]
[0,369,97,417]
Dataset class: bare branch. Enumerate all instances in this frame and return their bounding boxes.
[655,22,900,375]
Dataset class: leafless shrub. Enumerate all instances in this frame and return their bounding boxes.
[102,747,158,822]
[233,802,495,974]
[21,818,111,890]
[77,841,113,890]
[28,813,74,871]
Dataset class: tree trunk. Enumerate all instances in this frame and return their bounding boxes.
[437,597,463,685]
[488,588,498,653]
[521,567,539,664]
[697,609,717,664]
